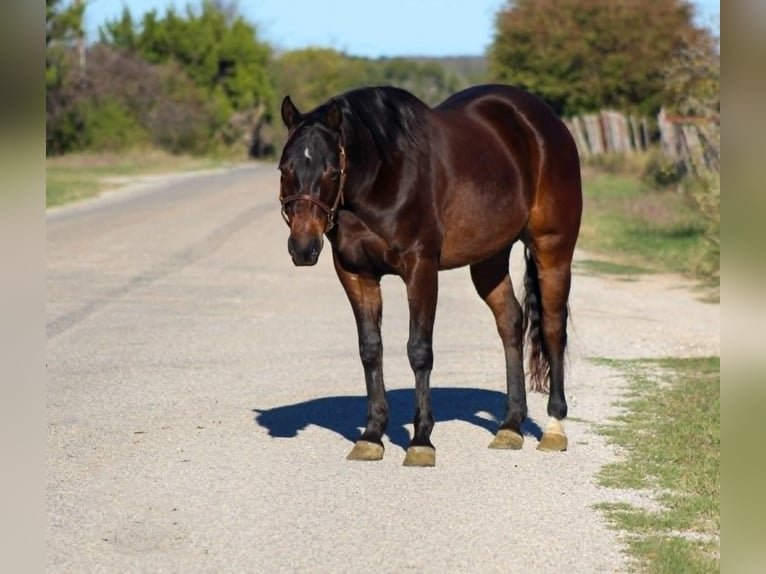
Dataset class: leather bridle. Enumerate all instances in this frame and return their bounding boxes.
[280,145,347,232]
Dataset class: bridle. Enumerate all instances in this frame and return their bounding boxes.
[280,145,347,232]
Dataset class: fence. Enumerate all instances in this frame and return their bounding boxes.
[564,111,650,157]
[564,108,719,174]
[657,108,720,174]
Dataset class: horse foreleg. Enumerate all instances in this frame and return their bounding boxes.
[333,253,387,461]
[402,256,438,467]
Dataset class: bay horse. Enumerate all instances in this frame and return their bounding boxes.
[277,84,582,467]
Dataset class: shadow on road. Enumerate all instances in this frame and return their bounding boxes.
[253,387,543,451]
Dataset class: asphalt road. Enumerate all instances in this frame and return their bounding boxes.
[47,164,720,573]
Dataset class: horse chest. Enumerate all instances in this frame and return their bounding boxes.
[333,216,402,275]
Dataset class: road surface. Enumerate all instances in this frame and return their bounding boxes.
[47,164,719,572]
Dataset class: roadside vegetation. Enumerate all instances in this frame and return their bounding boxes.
[591,357,720,573]
[577,26,719,290]
[47,0,713,159]
[577,151,718,290]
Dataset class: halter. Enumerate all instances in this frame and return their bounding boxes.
[280,145,347,232]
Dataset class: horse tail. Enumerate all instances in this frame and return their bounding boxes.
[523,246,550,393]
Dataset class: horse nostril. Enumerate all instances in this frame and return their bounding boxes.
[310,238,321,259]
[287,235,319,265]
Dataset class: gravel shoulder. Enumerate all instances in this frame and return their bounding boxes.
[46,165,720,573]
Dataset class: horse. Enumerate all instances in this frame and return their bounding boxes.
[277,84,582,467]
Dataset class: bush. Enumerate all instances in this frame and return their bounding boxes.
[662,29,719,282]
[46,44,221,156]
[642,148,687,189]
[81,98,149,150]
[687,171,720,280]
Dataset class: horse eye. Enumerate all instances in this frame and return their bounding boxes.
[328,169,340,182]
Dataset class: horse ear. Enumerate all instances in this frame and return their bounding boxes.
[325,100,342,132]
[281,95,301,129]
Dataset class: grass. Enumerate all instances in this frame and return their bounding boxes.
[46,149,238,207]
[578,150,708,275]
[591,356,720,573]
[573,258,652,280]
[579,167,709,278]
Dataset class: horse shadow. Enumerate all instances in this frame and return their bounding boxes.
[253,387,543,451]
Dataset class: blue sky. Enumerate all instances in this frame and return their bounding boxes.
[85,0,720,58]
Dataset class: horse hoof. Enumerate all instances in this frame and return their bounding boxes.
[403,446,436,467]
[537,432,568,452]
[346,440,384,461]
[488,429,524,450]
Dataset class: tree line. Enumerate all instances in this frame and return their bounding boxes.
[46,0,716,158]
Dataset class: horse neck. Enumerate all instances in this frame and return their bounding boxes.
[340,110,432,207]
[341,128,384,204]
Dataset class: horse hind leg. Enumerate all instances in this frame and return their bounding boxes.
[470,249,527,450]
[523,243,573,452]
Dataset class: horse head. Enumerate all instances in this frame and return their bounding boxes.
[278,95,347,266]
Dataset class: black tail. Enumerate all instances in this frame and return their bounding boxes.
[523,247,550,393]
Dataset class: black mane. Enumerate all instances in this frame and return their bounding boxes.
[311,86,431,164]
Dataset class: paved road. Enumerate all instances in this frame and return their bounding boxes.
[47,164,719,573]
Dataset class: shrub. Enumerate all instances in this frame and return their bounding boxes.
[81,97,149,150]
[642,148,687,189]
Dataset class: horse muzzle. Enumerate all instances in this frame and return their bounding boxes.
[288,234,323,266]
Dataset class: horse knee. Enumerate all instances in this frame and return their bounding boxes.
[359,333,382,367]
[407,338,433,372]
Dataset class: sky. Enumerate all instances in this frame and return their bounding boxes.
[84,0,720,59]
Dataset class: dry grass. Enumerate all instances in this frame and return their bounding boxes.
[46,148,241,207]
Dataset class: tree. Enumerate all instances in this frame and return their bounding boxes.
[270,48,372,112]
[99,7,138,52]
[46,0,86,153]
[373,58,462,106]
[489,0,711,116]
[100,1,274,147]
[270,49,464,112]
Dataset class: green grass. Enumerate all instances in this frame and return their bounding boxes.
[580,169,709,277]
[46,149,235,207]
[591,356,720,573]
[573,258,652,279]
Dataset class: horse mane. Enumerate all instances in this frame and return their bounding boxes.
[313,86,431,164]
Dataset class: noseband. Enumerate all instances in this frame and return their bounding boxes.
[280,146,347,232]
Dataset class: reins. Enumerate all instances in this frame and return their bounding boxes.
[280,145,347,232]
